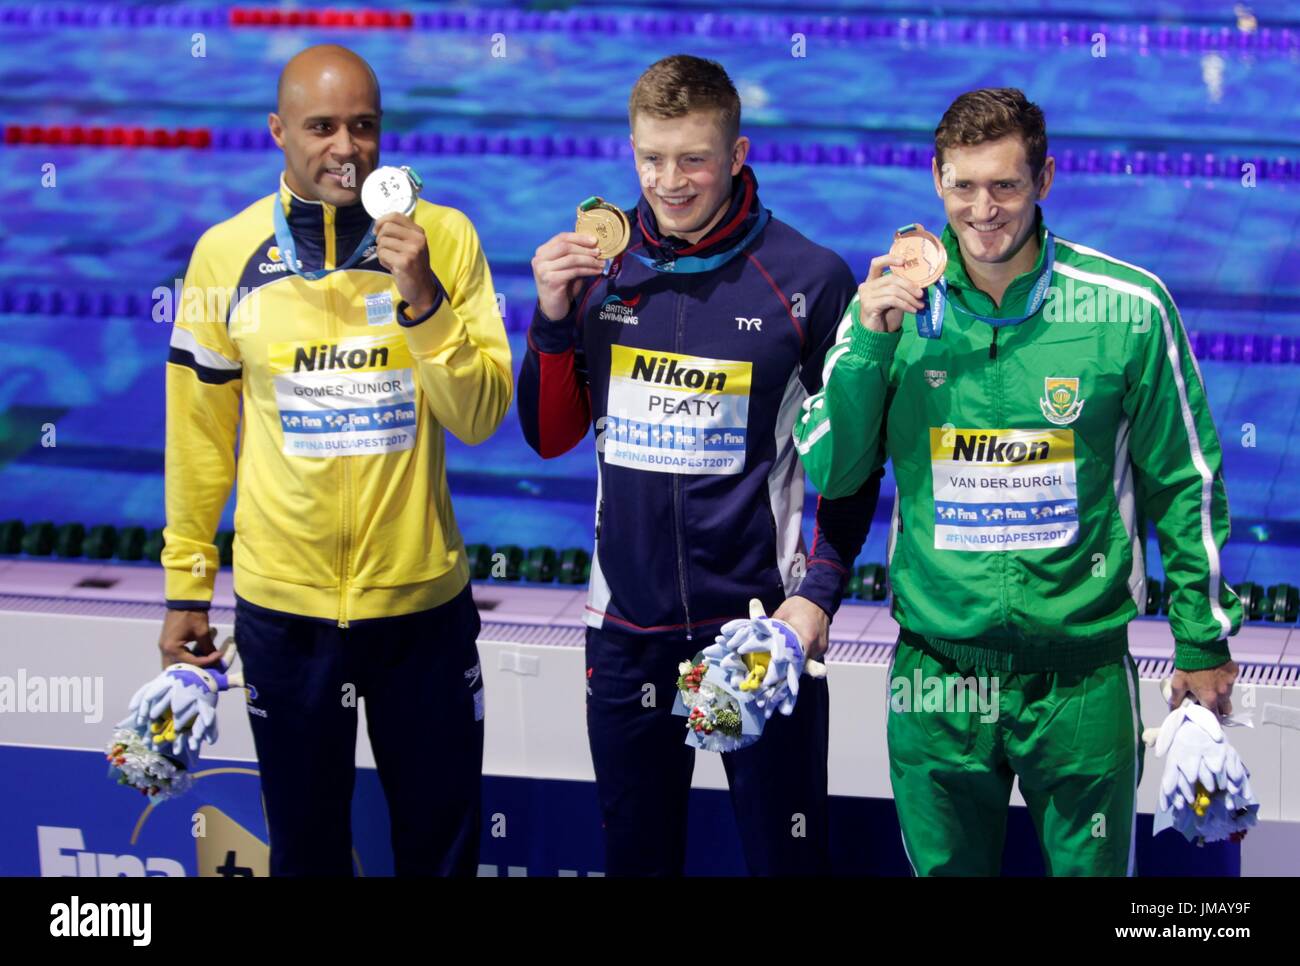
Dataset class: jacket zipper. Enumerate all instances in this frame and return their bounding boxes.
[989,323,1009,631]
[672,285,693,640]
[323,204,352,629]
[338,445,352,629]
[767,502,785,594]
[673,475,691,640]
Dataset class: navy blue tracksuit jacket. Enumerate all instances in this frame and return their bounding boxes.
[515,165,881,876]
[517,166,881,637]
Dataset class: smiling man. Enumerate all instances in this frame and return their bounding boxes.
[158,44,511,875]
[794,88,1242,875]
[517,55,880,876]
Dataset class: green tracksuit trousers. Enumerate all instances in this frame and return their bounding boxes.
[887,631,1145,876]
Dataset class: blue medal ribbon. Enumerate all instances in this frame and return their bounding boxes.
[915,231,1056,339]
[272,197,376,281]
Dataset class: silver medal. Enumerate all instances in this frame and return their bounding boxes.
[361,165,423,218]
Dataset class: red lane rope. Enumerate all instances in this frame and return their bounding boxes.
[228,8,414,28]
[4,125,212,148]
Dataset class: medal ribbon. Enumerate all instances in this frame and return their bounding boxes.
[272,197,376,282]
[914,231,1056,339]
[627,205,771,274]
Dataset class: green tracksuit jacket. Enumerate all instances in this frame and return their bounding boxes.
[794,215,1241,672]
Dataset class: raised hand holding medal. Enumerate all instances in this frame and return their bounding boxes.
[856,224,942,333]
[529,197,622,322]
[889,223,947,288]
[574,196,630,260]
[270,164,423,283]
[365,165,439,318]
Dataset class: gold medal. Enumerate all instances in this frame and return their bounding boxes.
[575,196,630,260]
[889,224,947,287]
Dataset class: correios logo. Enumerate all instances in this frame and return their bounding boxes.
[598,293,641,325]
[259,244,289,275]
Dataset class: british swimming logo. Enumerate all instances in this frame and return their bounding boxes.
[598,293,641,325]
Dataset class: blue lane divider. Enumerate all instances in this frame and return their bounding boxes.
[0,5,1296,56]
[2,285,1298,364]
[5,126,1291,183]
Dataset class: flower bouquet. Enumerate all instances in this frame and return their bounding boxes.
[672,599,824,753]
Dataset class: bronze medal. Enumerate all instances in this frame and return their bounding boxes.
[889,224,947,287]
[575,196,630,260]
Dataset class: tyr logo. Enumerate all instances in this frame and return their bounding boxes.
[735,317,762,331]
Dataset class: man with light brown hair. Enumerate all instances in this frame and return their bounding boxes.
[516,55,881,876]
[796,87,1241,875]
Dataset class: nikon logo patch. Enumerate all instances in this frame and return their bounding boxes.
[930,426,1078,552]
[270,334,416,457]
[604,345,752,476]
[291,343,390,373]
[630,354,727,392]
[950,432,1052,464]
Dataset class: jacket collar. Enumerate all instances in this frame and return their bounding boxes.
[939,205,1048,317]
[276,173,373,272]
[278,174,372,235]
[634,165,761,264]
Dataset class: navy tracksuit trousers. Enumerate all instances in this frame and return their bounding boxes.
[234,583,484,876]
[585,624,831,876]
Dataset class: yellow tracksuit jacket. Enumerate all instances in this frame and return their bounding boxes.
[163,177,512,625]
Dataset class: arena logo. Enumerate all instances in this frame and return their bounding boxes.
[0,669,102,723]
[49,896,151,946]
[630,353,727,392]
[598,293,641,325]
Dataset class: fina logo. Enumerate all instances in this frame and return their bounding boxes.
[38,825,184,878]
[598,293,641,325]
